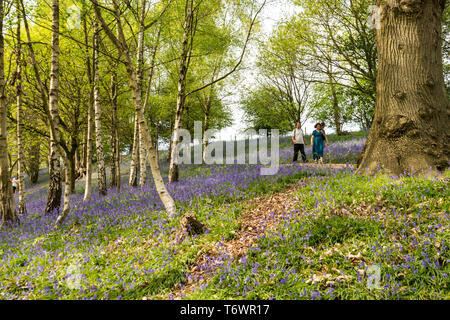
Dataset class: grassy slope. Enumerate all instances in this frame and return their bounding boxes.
[189,170,450,300]
[1,132,448,300]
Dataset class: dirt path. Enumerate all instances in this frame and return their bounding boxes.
[281,162,356,169]
[167,185,299,299]
[161,163,354,299]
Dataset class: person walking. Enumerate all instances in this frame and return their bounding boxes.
[311,123,328,164]
[292,122,308,163]
[11,177,18,194]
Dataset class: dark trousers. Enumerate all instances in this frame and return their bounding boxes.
[293,144,307,162]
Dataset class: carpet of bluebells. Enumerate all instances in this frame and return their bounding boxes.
[1,134,448,300]
[189,170,450,300]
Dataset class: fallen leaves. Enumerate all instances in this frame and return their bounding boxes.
[169,185,303,299]
[305,271,354,285]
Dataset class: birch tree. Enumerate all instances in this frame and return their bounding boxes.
[47,0,71,226]
[110,69,120,190]
[15,0,26,215]
[129,116,139,187]
[93,0,176,216]
[168,0,266,182]
[93,19,107,196]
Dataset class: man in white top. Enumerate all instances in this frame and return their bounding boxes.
[292,122,308,163]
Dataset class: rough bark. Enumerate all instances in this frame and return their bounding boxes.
[0,0,17,224]
[179,212,207,236]
[93,20,107,196]
[357,0,450,174]
[15,3,26,215]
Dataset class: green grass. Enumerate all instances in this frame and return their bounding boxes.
[188,170,450,300]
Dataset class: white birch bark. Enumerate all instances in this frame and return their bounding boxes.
[93,19,107,196]
[16,3,26,215]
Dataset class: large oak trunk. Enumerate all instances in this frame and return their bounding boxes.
[358,0,450,174]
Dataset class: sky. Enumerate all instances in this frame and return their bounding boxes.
[214,0,297,141]
[214,0,361,142]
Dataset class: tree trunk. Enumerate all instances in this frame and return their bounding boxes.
[26,143,40,184]
[15,4,26,216]
[46,130,62,214]
[83,14,94,201]
[83,96,94,201]
[139,124,147,187]
[67,152,76,193]
[110,70,120,190]
[93,20,107,196]
[48,0,71,225]
[327,57,342,136]
[93,0,176,216]
[169,2,194,183]
[154,123,159,157]
[75,146,82,180]
[358,0,449,174]
[202,100,210,162]
[0,0,17,224]
[331,81,342,135]
[129,114,139,187]
[56,159,71,225]
[137,0,148,188]
[167,120,173,163]
[81,124,87,174]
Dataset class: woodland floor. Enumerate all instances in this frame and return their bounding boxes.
[1,134,448,300]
